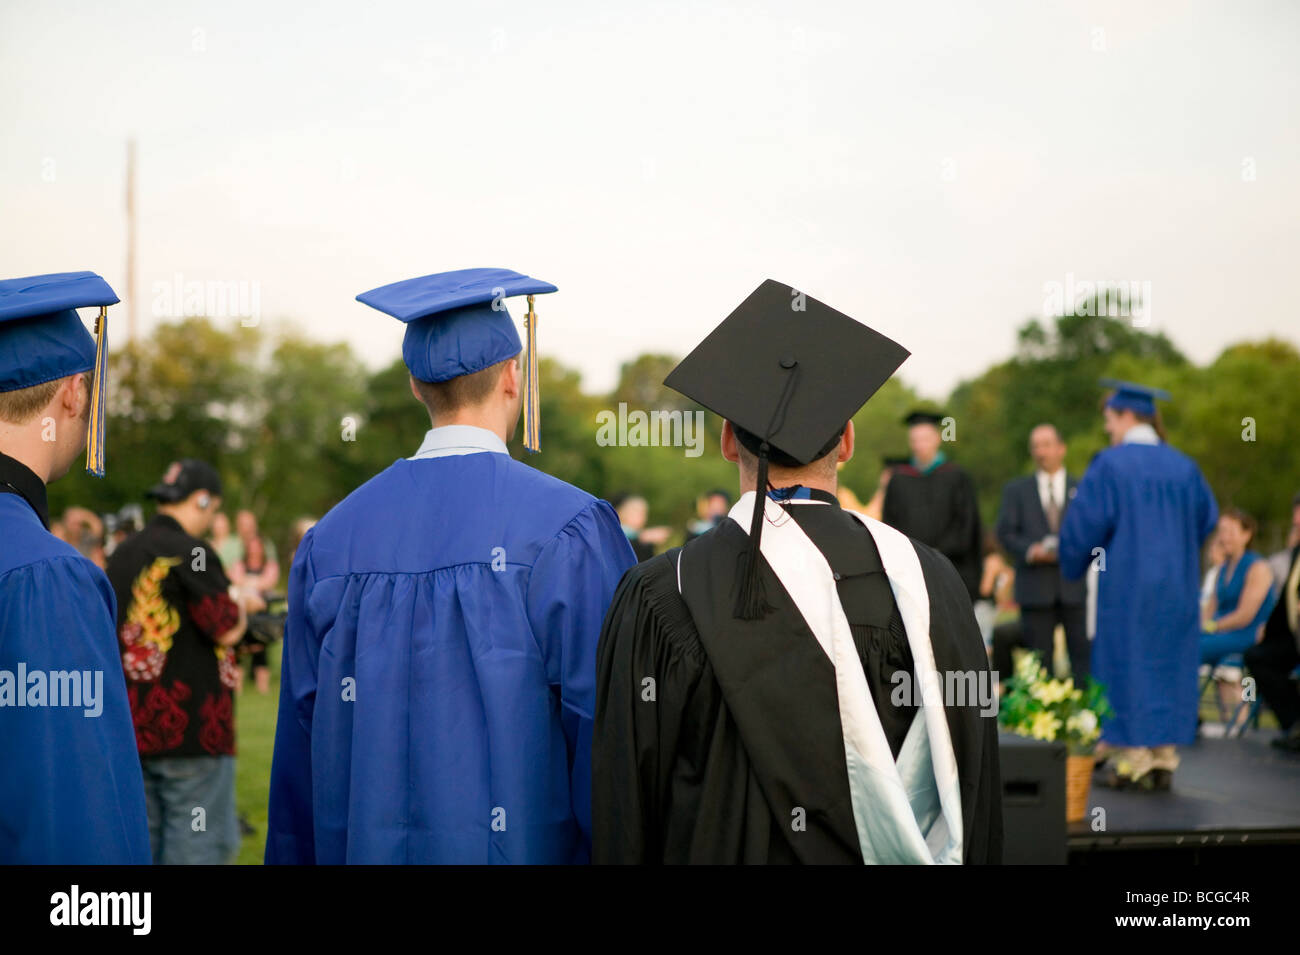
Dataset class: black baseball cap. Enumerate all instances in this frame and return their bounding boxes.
[146,458,223,503]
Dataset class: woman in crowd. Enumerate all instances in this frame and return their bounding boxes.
[1201,507,1276,731]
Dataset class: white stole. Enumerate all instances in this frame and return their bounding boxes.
[724,491,964,864]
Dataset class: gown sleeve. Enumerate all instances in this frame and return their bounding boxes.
[0,557,150,864]
[1195,466,1219,543]
[525,499,637,855]
[591,555,708,863]
[265,527,321,864]
[934,470,980,562]
[1060,457,1117,581]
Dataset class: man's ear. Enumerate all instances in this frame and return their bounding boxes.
[56,374,84,419]
[836,420,855,464]
[721,420,740,464]
[408,374,421,402]
[501,357,521,400]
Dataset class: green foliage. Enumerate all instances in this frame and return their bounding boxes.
[46,305,1300,565]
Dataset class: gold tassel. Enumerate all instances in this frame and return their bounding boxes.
[85,305,108,477]
[523,294,540,453]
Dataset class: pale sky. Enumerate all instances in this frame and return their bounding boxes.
[3,0,1297,397]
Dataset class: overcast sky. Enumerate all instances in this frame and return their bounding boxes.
[3,0,1297,397]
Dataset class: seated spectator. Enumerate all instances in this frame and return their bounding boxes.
[1201,507,1276,730]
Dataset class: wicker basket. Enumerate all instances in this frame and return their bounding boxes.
[1065,754,1095,822]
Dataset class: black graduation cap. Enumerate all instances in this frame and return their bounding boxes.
[903,409,945,427]
[664,279,910,618]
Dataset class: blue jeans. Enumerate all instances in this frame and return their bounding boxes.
[141,756,239,864]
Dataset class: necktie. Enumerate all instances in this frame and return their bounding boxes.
[1045,481,1060,533]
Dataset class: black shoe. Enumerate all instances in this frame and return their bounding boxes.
[1148,768,1173,791]
[238,814,257,837]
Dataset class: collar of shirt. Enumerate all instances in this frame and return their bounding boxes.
[1122,423,1161,446]
[912,450,946,475]
[768,485,837,506]
[1036,468,1066,502]
[410,425,509,460]
[0,450,50,529]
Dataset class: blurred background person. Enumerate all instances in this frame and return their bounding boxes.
[230,512,280,694]
[1200,507,1275,732]
[995,423,1088,681]
[685,488,731,542]
[61,505,106,569]
[232,534,278,693]
[210,511,243,570]
[882,411,982,602]
[976,531,1015,655]
[234,509,279,586]
[613,493,671,562]
[1246,493,1300,754]
[108,459,263,864]
[1201,529,1226,610]
[1266,492,1300,591]
[862,455,908,521]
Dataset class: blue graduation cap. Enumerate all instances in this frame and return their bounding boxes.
[0,271,117,476]
[1099,378,1171,418]
[357,268,557,452]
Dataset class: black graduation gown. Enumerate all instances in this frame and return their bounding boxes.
[882,462,983,601]
[592,497,1003,864]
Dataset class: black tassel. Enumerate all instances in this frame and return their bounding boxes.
[733,443,772,619]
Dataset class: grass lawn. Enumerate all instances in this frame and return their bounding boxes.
[234,643,281,864]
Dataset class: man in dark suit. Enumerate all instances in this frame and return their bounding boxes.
[996,423,1089,681]
[1245,494,1300,753]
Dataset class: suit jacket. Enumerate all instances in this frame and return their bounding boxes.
[1262,544,1300,652]
[995,472,1085,608]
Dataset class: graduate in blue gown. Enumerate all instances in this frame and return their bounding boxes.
[0,272,150,863]
[1060,381,1217,790]
[266,269,636,864]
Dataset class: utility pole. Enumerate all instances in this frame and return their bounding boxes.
[125,138,137,343]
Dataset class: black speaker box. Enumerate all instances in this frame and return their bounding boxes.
[998,732,1066,864]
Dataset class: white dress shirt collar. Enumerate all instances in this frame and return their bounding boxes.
[1036,467,1066,506]
[1122,423,1161,446]
[410,424,509,460]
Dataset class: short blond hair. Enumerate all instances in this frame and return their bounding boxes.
[0,378,60,424]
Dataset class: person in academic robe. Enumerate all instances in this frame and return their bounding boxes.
[995,423,1088,681]
[265,269,637,864]
[0,271,149,863]
[592,280,1002,864]
[1060,381,1218,790]
[882,411,983,602]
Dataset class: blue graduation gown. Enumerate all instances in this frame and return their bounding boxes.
[0,495,151,864]
[1059,442,1217,746]
[265,453,636,864]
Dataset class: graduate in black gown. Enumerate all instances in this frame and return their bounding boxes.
[882,411,983,601]
[592,281,1002,864]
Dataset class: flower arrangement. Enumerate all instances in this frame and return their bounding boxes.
[998,651,1113,756]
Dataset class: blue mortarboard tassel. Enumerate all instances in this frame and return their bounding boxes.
[85,306,108,477]
[523,295,540,453]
